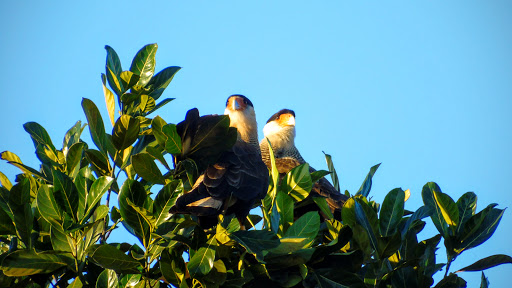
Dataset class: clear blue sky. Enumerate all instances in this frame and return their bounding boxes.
[1,1,511,286]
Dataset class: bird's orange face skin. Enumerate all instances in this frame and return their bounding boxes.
[227,96,247,112]
[276,113,295,127]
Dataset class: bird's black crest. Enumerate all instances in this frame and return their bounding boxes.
[266,109,295,123]
[227,94,254,108]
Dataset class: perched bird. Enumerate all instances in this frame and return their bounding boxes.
[260,109,348,219]
[171,95,269,228]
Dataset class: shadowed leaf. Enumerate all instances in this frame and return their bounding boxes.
[379,188,405,237]
[112,115,140,151]
[82,98,107,154]
[457,254,512,272]
[188,237,217,277]
[147,66,181,100]
[1,250,67,276]
[356,163,380,197]
[88,244,141,273]
[132,153,165,184]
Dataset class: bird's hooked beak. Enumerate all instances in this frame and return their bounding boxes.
[228,96,246,111]
[279,113,295,127]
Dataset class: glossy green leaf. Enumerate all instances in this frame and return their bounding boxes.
[354,200,378,252]
[118,179,152,246]
[50,224,73,253]
[323,152,340,191]
[132,153,165,184]
[9,176,31,206]
[1,250,67,276]
[151,116,168,148]
[146,98,175,115]
[160,249,186,286]
[119,70,140,93]
[146,66,181,100]
[75,167,94,220]
[66,142,85,177]
[1,152,47,180]
[456,254,512,272]
[281,163,312,201]
[276,190,294,236]
[146,145,170,170]
[231,230,280,261]
[53,169,79,221]
[310,170,331,185]
[85,149,111,176]
[284,211,320,248]
[162,123,182,154]
[379,188,405,237]
[188,237,217,277]
[401,205,432,236]
[434,273,467,288]
[129,43,157,87]
[422,182,449,237]
[63,121,84,153]
[87,244,141,273]
[105,46,124,96]
[35,143,60,166]
[341,198,357,228]
[433,189,459,233]
[153,180,180,227]
[101,73,116,126]
[356,163,380,197]
[36,185,61,223]
[313,197,334,220]
[458,207,505,252]
[23,121,56,151]
[456,192,477,235]
[0,205,15,235]
[12,203,32,248]
[82,98,107,154]
[96,269,118,288]
[112,115,140,151]
[140,95,156,113]
[84,176,114,218]
[118,274,142,288]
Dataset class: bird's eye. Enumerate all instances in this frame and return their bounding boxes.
[243,99,248,104]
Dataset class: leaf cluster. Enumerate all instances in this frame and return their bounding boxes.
[0,44,509,288]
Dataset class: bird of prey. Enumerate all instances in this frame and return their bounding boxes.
[260,109,348,219]
[170,95,269,228]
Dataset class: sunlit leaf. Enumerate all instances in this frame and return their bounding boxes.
[433,189,459,234]
[132,153,165,184]
[105,46,124,96]
[231,230,280,261]
[84,176,114,220]
[85,149,111,176]
[129,43,157,87]
[153,180,181,227]
[146,98,175,115]
[87,244,141,273]
[422,182,449,237]
[0,171,12,190]
[82,98,107,154]
[36,185,61,223]
[96,269,118,288]
[146,66,181,100]
[0,250,67,276]
[188,237,217,277]
[323,152,340,191]
[112,115,140,151]
[281,163,312,201]
[101,74,116,126]
[276,191,294,236]
[284,211,320,248]
[66,142,85,177]
[162,123,182,154]
[119,70,140,93]
[118,179,152,247]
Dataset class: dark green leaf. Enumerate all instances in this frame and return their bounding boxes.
[456,192,477,235]
[314,272,350,288]
[146,145,170,170]
[160,249,186,287]
[275,191,294,236]
[422,182,449,237]
[401,205,432,236]
[82,98,107,154]
[118,274,141,288]
[0,250,67,276]
[0,205,15,235]
[459,207,505,252]
[84,176,114,219]
[281,163,312,201]
[188,237,217,277]
[153,180,181,227]
[87,244,142,273]
[433,189,459,234]
[147,66,181,100]
[96,269,118,288]
[36,185,61,223]
[63,121,84,152]
[85,149,111,176]
[162,124,182,154]
[105,46,124,96]
[434,273,466,288]
[75,167,94,220]
[480,272,489,288]
[53,169,79,221]
[310,170,331,184]
[129,43,158,87]
[456,254,512,272]
[118,179,152,246]
[379,188,405,237]
[132,153,165,184]
[323,152,340,191]
[284,211,320,248]
[151,116,168,148]
[231,230,280,261]
[50,224,73,253]
[313,197,334,220]
[354,200,378,252]
[23,121,56,151]
[146,98,175,115]
[66,142,85,177]
[112,115,140,151]
[13,204,32,248]
[356,163,380,197]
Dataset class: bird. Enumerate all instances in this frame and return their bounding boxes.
[170,95,269,229]
[260,109,348,220]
